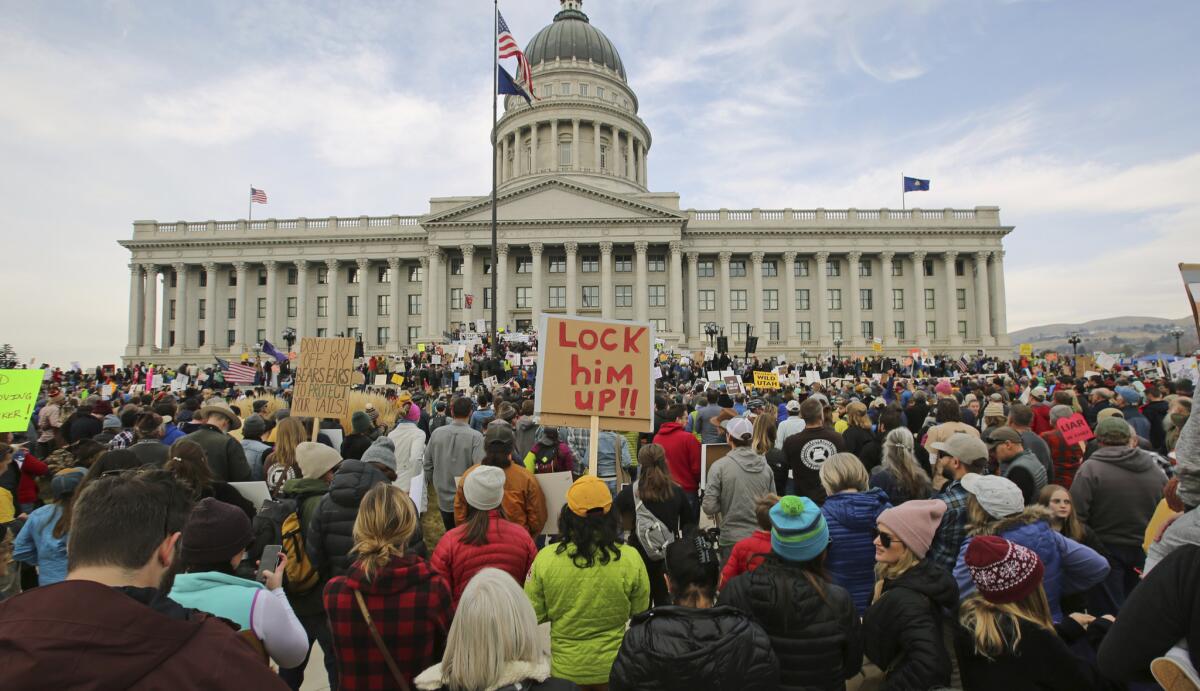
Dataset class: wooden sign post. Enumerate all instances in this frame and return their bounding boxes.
[291,337,355,442]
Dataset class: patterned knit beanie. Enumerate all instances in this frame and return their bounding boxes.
[769,495,829,563]
[964,535,1044,604]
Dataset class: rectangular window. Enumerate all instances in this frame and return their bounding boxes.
[797,321,812,340]
[581,255,598,272]
[377,294,390,316]
[729,260,746,277]
[317,296,328,317]
[378,266,391,283]
[548,256,566,273]
[408,295,422,315]
[892,289,904,310]
[859,260,872,277]
[227,330,236,347]
[228,270,237,287]
[408,266,423,282]
[288,267,298,285]
[958,320,968,338]
[198,299,206,320]
[860,289,873,310]
[924,288,936,310]
[862,321,874,340]
[516,257,532,273]
[257,269,267,286]
[648,255,666,272]
[733,322,749,340]
[650,318,666,332]
[407,326,419,344]
[956,288,967,310]
[796,289,810,311]
[450,288,462,310]
[450,258,463,276]
[795,259,810,277]
[483,288,493,309]
[199,270,208,287]
[926,320,938,338]
[558,143,570,167]
[515,287,530,309]
[580,83,588,97]
[923,259,934,277]
[548,286,566,308]
[483,262,492,275]
[287,297,297,317]
[615,285,633,307]
[827,260,841,277]
[763,289,779,311]
[827,289,842,310]
[227,298,236,318]
[198,330,206,346]
[830,321,843,340]
[169,271,177,288]
[767,322,780,341]
[582,285,599,308]
[697,260,714,277]
[615,255,632,272]
[347,296,358,317]
[762,259,778,277]
[891,259,903,277]
[560,82,570,96]
[257,297,266,318]
[377,327,389,346]
[168,330,175,347]
[317,328,328,338]
[168,299,176,320]
[698,289,715,311]
[894,321,906,340]
[256,329,265,343]
[596,86,605,100]
[730,289,748,311]
[649,285,666,307]
[318,267,329,284]
[955,259,965,276]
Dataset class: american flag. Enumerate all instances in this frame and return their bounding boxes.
[216,357,258,385]
[250,187,268,204]
[498,12,533,96]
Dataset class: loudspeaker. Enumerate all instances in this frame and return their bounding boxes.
[716,336,729,353]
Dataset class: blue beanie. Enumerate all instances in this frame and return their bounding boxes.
[1115,386,1141,406]
[770,495,829,562]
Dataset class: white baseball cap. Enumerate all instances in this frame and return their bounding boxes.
[720,416,754,442]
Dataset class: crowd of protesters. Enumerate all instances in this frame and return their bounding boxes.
[0,341,1198,690]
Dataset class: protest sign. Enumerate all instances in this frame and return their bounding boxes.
[872,341,883,353]
[1019,344,1033,357]
[805,370,821,386]
[458,375,472,390]
[170,375,189,392]
[1056,413,1094,445]
[292,337,355,423]
[391,374,405,386]
[706,371,721,382]
[0,370,42,433]
[535,471,574,536]
[102,384,115,398]
[417,343,426,353]
[722,374,743,395]
[1182,263,1200,340]
[374,374,387,387]
[1141,366,1164,380]
[522,356,535,367]
[1095,353,1118,370]
[752,371,780,390]
[534,314,653,433]
[1075,355,1097,378]
[475,318,486,333]
[483,375,498,389]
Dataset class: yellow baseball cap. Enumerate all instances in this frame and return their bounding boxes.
[566,475,613,517]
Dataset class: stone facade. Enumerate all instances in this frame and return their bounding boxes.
[119,1,1011,366]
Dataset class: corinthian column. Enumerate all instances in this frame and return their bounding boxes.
[263,260,278,349]
[326,259,341,337]
[815,252,830,347]
[600,242,614,318]
[495,244,510,331]
[686,251,699,348]
[357,258,372,347]
[751,252,765,342]
[668,241,684,339]
[718,252,732,340]
[233,262,249,352]
[990,250,1009,344]
[295,261,309,339]
[173,263,188,352]
[388,257,401,350]
[143,265,159,353]
[783,252,798,347]
[204,262,217,350]
[974,251,992,345]
[529,243,545,322]
[634,241,649,323]
[127,263,144,353]
[564,242,578,315]
[461,245,476,323]
[847,251,862,348]
[912,251,928,347]
[945,252,960,346]
[880,251,894,346]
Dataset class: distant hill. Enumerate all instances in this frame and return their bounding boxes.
[1009,316,1197,357]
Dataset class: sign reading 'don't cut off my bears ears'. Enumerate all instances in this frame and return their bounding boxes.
[292,337,355,421]
[534,314,654,433]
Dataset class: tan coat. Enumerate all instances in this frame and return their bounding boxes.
[454,462,548,536]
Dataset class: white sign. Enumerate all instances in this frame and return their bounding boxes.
[170,375,189,392]
[374,374,387,386]
[151,374,163,389]
[475,319,486,333]
[483,375,498,389]
[1095,353,1118,370]
[805,371,821,386]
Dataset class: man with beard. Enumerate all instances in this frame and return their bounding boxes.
[925,433,990,574]
[0,469,285,689]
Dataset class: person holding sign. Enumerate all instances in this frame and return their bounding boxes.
[1041,405,1086,488]
[702,417,777,565]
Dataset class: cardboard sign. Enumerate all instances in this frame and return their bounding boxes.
[1075,355,1097,378]
[292,337,355,420]
[0,370,43,433]
[1056,413,1094,445]
[417,343,426,353]
[1019,343,1033,357]
[391,374,405,386]
[535,471,574,536]
[752,371,780,390]
[534,314,653,433]
[458,375,472,390]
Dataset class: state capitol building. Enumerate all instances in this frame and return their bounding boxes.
[120,0,1012,366]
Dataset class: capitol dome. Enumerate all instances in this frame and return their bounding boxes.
[525,0,626,81]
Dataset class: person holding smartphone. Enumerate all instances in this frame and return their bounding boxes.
[169,497,308,669]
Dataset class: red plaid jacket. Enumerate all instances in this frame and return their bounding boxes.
[1041,429,1084,489]
[324,554,452,689]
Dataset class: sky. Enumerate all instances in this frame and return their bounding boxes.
[3,0,1198,367]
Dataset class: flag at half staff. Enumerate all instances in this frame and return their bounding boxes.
[903,176,930,192]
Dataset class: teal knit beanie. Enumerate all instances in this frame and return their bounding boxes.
[770,495,829,563]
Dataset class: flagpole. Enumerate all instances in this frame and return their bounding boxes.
[900,172,905,212]
[490,0,500,357]
[249,186,253,221]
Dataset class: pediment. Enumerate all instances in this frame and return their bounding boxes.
[422,178,685,226]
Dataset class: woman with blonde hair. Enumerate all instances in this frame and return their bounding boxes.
[415,568,576,691]
[616,443,696,605]
[751,413,790,502]
[818,453,890,613]
[869,427,932,505]
[263,416,306,497]
[955,536,1117,689]
[325,483,452,689]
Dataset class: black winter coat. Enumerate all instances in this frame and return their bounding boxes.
[720,556,862,690]
[843,427,881,470]
[307,460,426,581]
[609,605,780,690]
[955,616,1119,690]
[861,559,956,690]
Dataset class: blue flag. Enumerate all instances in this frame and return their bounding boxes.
[498,65,531,105]
[214,356,231,371]
[904,176,930,192]
[261,339,288,362]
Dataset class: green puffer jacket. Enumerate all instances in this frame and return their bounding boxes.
[524,542,650,685]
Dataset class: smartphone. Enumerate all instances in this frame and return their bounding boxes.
[258,545,282,583]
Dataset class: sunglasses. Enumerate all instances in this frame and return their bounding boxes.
[873,529,899,549]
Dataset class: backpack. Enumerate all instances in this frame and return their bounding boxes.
[633,480,676,562]
[530,443,559,474]
[249,496,320,595]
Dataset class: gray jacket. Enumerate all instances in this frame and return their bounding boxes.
[423,419,484,512]
[702,446,776,548]
[1146,414,1200,573]
[697,404,725,444]
[1071,444,1167,548]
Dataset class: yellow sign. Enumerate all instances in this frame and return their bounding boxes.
[391,374,405,386]
[0,370,43,433]
[752,371,780,390]
[1019,343,1033,357]
[871,342,883,353]
[292,337,355,421]
[417,343,426,353]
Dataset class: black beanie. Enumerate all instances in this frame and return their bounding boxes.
[180,497,252,565]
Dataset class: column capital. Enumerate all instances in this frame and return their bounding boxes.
[633,241,648,254]
[686,251,699,264]
[563,241,578,254]
[911,250,927,262]
[129,262,142,273]
[529,242,544,255]
[783,251,797,262]
[943,250,958,262]
[461,244,476,257]
[992,249,1005,260]
[418,254,429,269]
[295,259,309,271]
[815,251,830,262]
[172,262,187,273]
[325,258,340,270]
[496,243,510,257]
[143,263,161,275]
[262,259,278,270]
[232,261,248,272]
[669,240,683,254]
[356,257,370,269]
[203,261,218,272]
[572,117,580,125]
[387,256,402,269]
[718,251,732,263]
[599,241,613,254]
[751,251,765,264]
[846,250,862,262]
[880,250,895,262]
[427,247,445,261]
[974,250,989,262]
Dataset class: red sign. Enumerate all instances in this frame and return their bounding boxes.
[1056,413,1094,446]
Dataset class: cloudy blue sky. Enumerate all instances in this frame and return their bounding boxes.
[3,0,1197,366]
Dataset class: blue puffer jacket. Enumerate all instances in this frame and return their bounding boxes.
[822,488,892,614]
[953,507,1109,623]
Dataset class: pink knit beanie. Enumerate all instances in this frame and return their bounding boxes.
[877,499,947,559]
